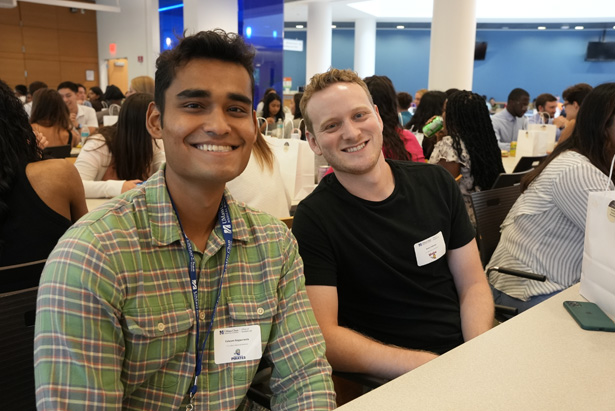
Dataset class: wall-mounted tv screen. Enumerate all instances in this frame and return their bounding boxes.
[475,42,487,60]
[586,42,615,61]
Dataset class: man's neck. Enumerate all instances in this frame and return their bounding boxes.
[165,171,226,251]
[335,156,395,202]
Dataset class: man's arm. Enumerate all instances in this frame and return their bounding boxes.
[307,285,438,380]
[447,239,494,341]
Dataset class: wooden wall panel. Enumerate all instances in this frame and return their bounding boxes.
[57,30,97,60]
[0,56,26,87]
[60,61,97,89]
[22,27,59,56]
[0,23,23,54]
[24,58,61,88]
[56,7,96,33]
[19,3,57,29]
[0,5,20,26]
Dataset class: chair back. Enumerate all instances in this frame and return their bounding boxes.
[471,185,522,267]
[490,170,531,189]
[512,155,547,173]
[0,287,39,409]
[42,144,71,159]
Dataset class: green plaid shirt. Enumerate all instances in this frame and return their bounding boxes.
[34,167,335,410]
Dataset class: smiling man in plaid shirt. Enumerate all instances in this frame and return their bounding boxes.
[34,30,335,410]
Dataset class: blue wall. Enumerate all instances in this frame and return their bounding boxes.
[283,28,615,101]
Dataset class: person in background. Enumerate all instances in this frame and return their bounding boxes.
[429,90,505,226]
[87,86,105,111]
[58,81,98,135]
[364,75,424,162]
[23,80,47,117]
[405,90,447,159]
[35,29,335,410]
[103,84,125,107]
[414,88,427,107]
[529,93,566,140]
[125,75,155,97]
[14,84,27,103]
[74,93,164,198]
[0,79,87,293]
[397,91,413,126]
[294,69,492,402]
[256,86,276,117]
[491,87,530,151]
[76,83,92,108]
[227,132,291,217]
[558,83,593,143]
[489,82,615,313]
[30,88,80,148]
[259,92,286,135]
[292,91,306,139]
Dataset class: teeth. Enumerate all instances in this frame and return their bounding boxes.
[195,144,233,152]
[344,142,366,153]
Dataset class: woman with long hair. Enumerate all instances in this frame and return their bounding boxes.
[259,92,286,135]
[74,93,165,198]
[405,90,447,159]
[125,75,155,97]
[364,75,424,162]
[292,92,306,139]
[30,88,80,147]
[429,90,505,225]
[87,86,105,111]
[489,83,615,313]
[0,79,87,292]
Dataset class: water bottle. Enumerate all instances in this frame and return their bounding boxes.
[79,125,90,147]
[276,118,284,138]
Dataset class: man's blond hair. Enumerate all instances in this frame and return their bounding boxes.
[300,68,373,135]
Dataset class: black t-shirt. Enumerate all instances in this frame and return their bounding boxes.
[293,160,475,354]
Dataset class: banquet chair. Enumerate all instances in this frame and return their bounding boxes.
[0,286,39,409]
[471,186,546,319]
[490,170,531,189]
[512,155,547,173]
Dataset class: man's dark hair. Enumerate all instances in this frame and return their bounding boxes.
[57,81,78,93]
[562,83,593,105]
[507,88,529,103]
[103,85,125,101]
[154,29,256,122]
[535,93,556,111]
[28,81,47,96]
[76,83,86,91]
[15,84,27,96]
[396,92,412,110]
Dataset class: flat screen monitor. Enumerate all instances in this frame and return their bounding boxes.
[475,42,487,60]
[586,42,615,61]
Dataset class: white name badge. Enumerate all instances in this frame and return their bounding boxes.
[214,325,263,365]
[414,231,446,267]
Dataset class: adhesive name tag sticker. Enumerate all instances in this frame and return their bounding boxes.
[214,325,262,364]
[414,231,446,267]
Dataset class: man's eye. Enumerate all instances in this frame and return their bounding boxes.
[229,106,247,114]
[184,103,201,109]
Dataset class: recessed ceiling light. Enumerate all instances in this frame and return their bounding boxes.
[396,25,405,29]
[296,24,304,29]
[561,25,570,29]
[575,25,584,30]
[331,24,337,29]
[538,26,546,30]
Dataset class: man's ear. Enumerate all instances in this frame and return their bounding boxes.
[373,104,384,131]
[146,102,163,140]
[305,130,323,156]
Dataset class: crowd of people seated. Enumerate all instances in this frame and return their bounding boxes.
[2,27,614,409]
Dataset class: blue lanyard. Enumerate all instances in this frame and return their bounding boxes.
[168,192,233,404]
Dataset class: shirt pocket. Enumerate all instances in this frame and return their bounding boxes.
[122,307,194,388]
[226,295,277,382]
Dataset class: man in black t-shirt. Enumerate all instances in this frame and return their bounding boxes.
[293,69,493,381]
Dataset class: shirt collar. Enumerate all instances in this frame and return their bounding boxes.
[146,164,250,247]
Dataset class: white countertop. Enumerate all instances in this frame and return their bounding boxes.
[339,284,615,411]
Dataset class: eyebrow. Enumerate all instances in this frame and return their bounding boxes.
[175,89,251,105]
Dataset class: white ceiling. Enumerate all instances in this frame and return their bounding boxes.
[284,0,615,24]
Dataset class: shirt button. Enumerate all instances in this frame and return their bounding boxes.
[199,311,206,321]
[257,307,265,315]
[157,322,165,332]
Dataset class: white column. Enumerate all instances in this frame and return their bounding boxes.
[183,0,238,35]
[354,18,376,78]
[305,1,332,85]
[428,0,476,91]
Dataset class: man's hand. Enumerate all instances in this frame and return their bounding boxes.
[553,116,568,129]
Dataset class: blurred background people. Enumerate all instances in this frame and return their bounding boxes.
[57,81,98,134]
[488,82,615,313]
[259,92,287,135]
[0,79,87,292]
[291,92,306,139]
[405,90,447,159]
[30,88,80,148]
[14,84,27,103]
[397,91,413,126]
[74,93,165,198]
[364,75,424,162]
[125,75,155,97]
[87,86,105,111]
[23,80,47,117]
[76,83,92,108]
[429,90,505,226]
[558,83,593,143]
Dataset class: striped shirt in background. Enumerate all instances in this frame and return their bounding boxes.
[34,166,336,410]
[489,150,614,301]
